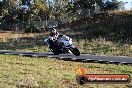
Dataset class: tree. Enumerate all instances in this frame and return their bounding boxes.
[118,1,128,10]
[65,0,105,17]
[50,0,69,24]
[0,0,3,16]
[21,0,30,6]
[103,0,120,11]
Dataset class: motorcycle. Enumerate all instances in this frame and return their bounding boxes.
[44,35,80,56]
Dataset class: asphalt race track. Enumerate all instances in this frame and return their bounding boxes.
[0,50,132,65]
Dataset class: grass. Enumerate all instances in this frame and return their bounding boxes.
[0,55,132,88]
[0,32,131,87]
[76,38,132,57]
[0,32,49,52]
[108,10,132,15]
[0,32,131,57]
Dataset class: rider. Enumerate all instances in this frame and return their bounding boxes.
[49,27,59,39]
[48,27,60,47]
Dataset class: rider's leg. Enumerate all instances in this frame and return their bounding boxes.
[48,39,55,49]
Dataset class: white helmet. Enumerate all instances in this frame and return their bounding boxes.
[51,28,57,33]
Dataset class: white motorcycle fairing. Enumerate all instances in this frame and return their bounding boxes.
[57,35,76,48]
[44,35,80,56]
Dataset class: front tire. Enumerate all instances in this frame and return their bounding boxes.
[49,47,59,55]
[70,47,80,56]
[53,49,59,55]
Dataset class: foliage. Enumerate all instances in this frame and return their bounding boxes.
[0,0,50,30]
[0,55,131,87]
[104,0,120,11]
[0,0,129,32]
[24,22,40,33]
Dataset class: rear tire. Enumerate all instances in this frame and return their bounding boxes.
[70,47,80,56]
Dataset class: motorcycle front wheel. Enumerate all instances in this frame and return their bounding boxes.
[49,47,60,55]
[53,50,60,55]
[70,47,80,56]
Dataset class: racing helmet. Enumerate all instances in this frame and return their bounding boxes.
[51,28,57,34]
[51,28,57,33]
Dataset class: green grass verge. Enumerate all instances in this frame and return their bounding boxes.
[0,34,131,57]
[0,55,131,88]
[76,38,132,57]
